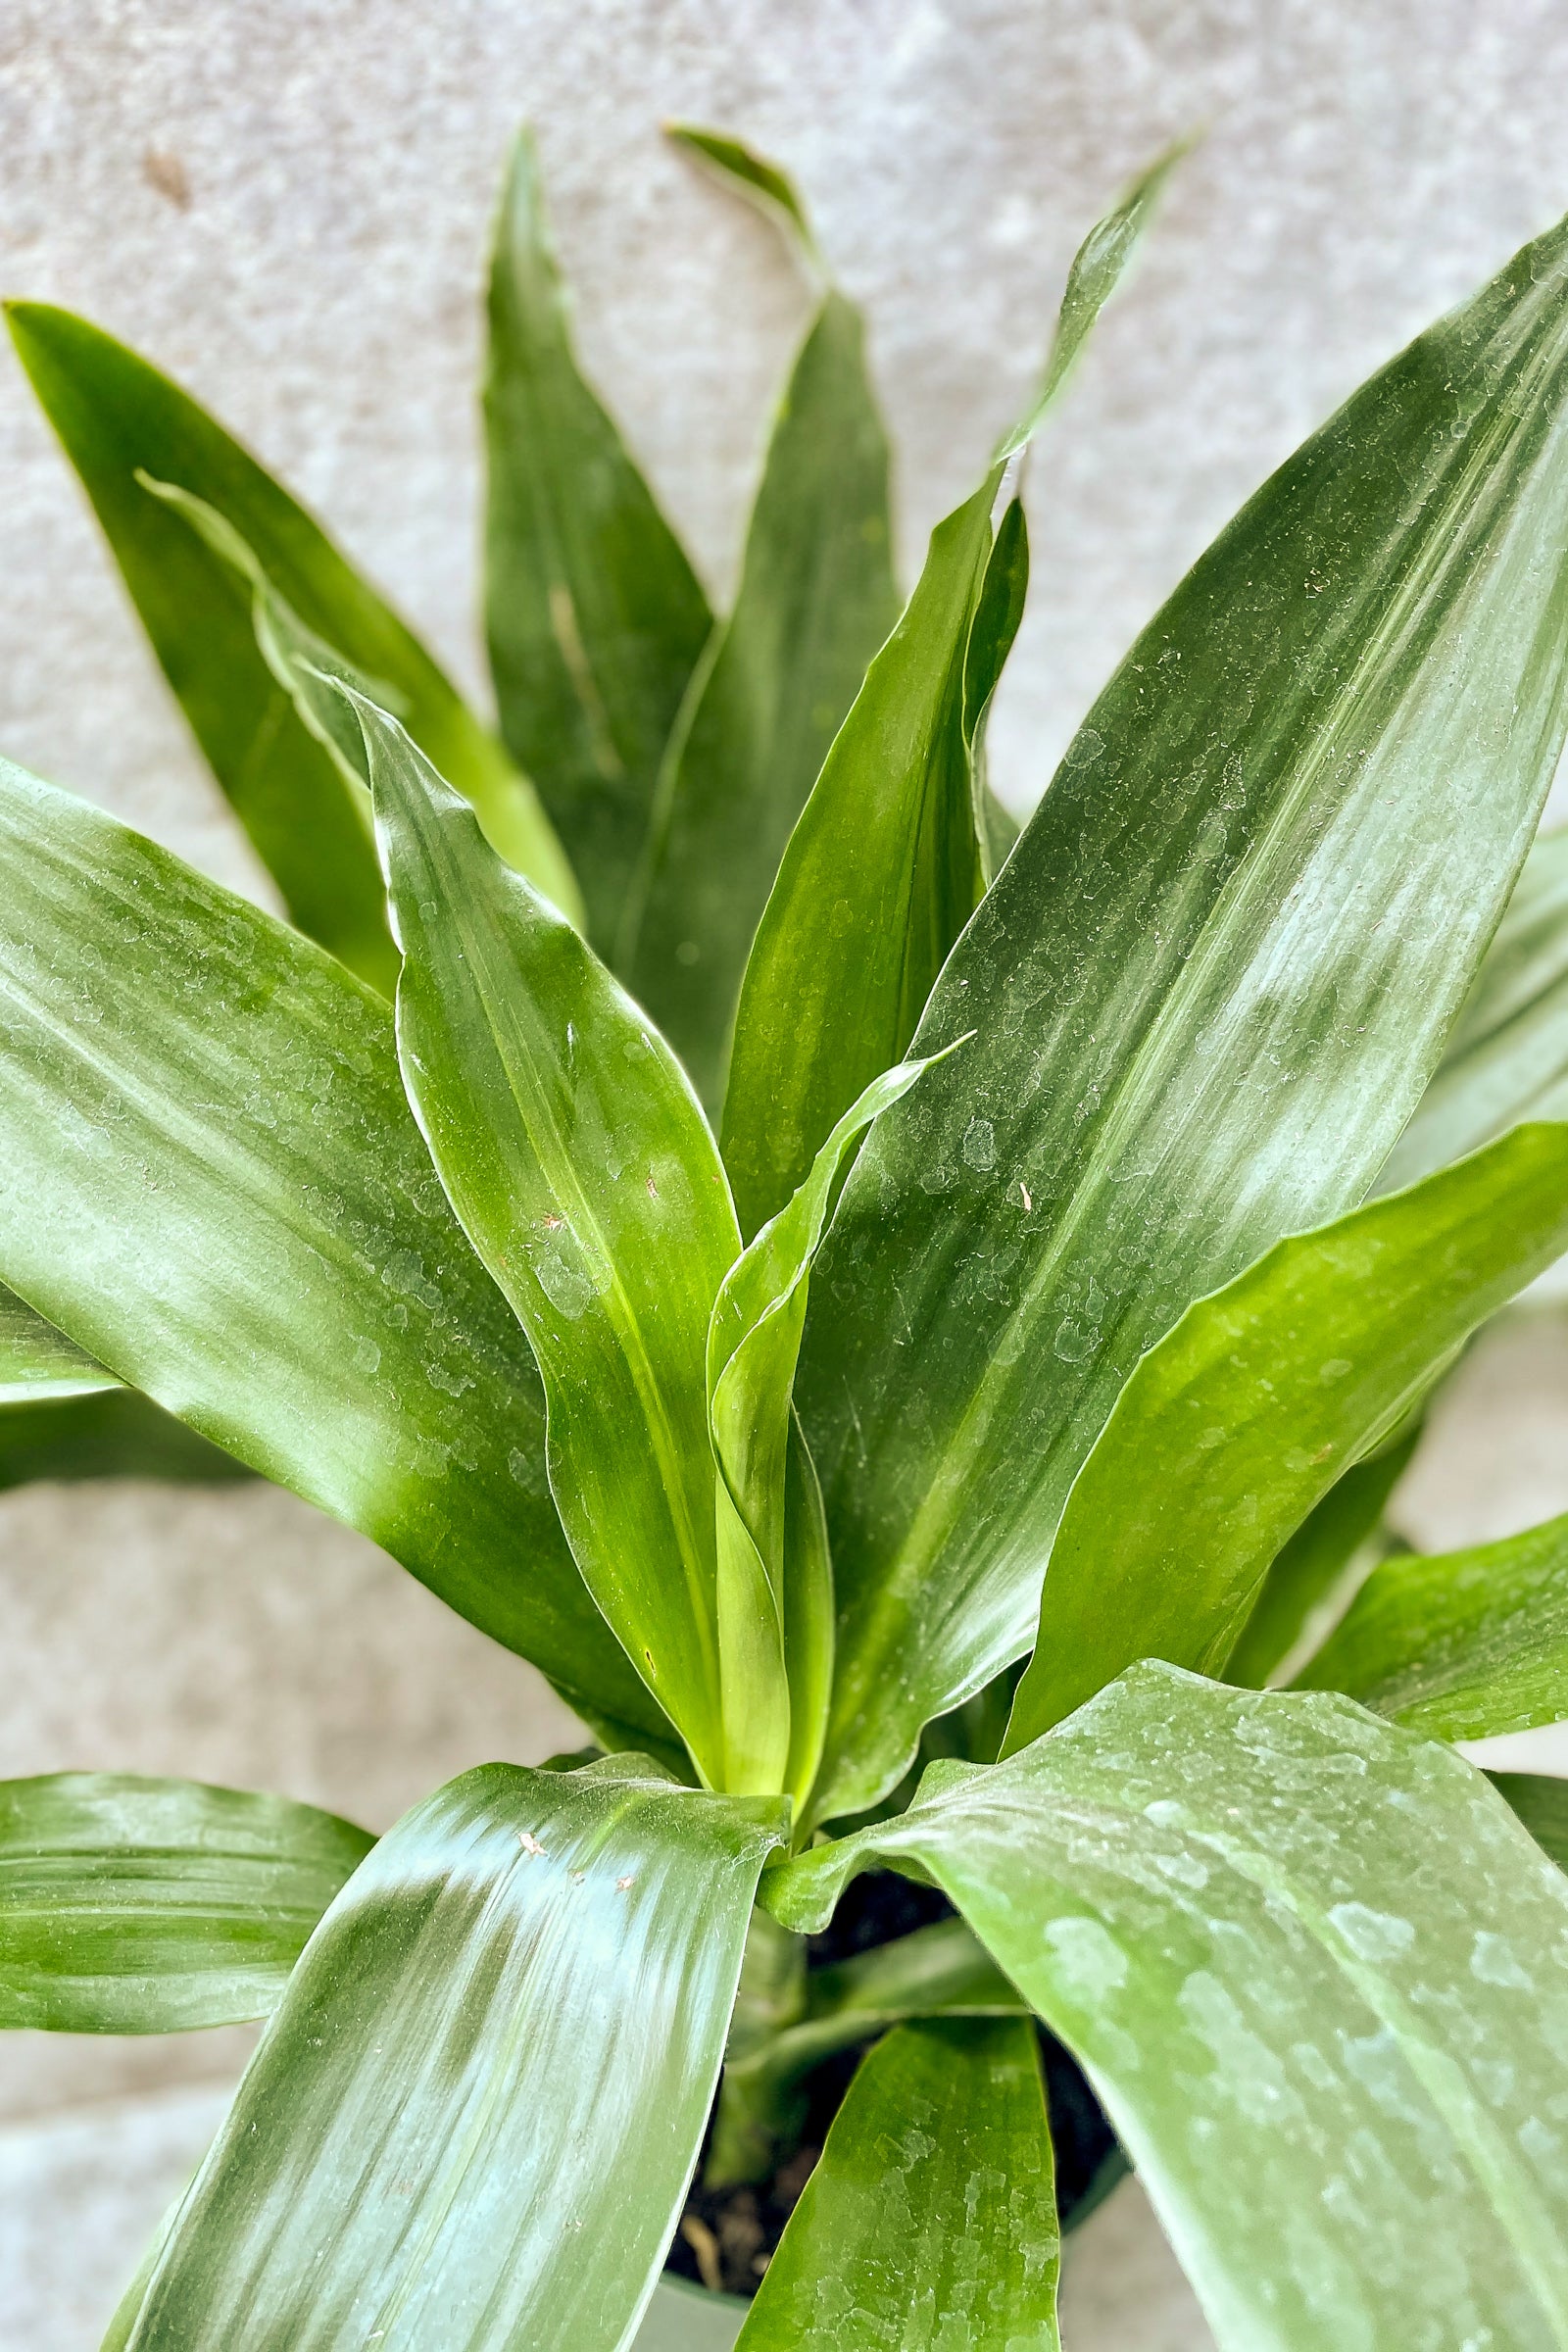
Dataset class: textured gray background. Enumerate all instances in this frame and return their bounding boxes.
[4,2,1568,2344]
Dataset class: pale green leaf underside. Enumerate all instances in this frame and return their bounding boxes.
[1299,1506,1568,1740]
[484,127,712,957]
[1383,821,1568,1190]
[799,202,1568,1825]
[0,756,656,1735]
[764,1664,1568,2352]
[0,1281,118,1403]
[0,1774,371,2033]
[359,694,738,1780]
[124,1759,785,2352]
[1008,1121,1568,1747]
[735,2016,1060,2351]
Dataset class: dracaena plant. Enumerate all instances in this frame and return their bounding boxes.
[5,122,1568,2352]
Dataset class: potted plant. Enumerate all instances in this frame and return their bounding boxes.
[3,122,1568,2350]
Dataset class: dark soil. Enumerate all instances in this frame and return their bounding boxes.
[664,1871,1125,2301]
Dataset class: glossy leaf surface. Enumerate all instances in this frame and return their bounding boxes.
[721,144,1181,1241]
[709,1054,949,1800]
[798,210,1568,1823]
[1494,1772,1568,1870]
[765,1663,1568,2352]
[709,1916,1024,2188]
[127,1757,785,2351]
[735,2017,1059,2351]
[626,290,898,1109]
[361,695,738,1779]
[1298,1507,1568,1740]
[0,1281,117,1401]
[0,756,655,1734]
[484,128,712,954]
[1007,1122,1568,1747]
[1383,822,1568,1189]
[0,1389,250,1493]
[1224,1425,1419,1690]
[8,303,577,978]
[0,1773,371,2032]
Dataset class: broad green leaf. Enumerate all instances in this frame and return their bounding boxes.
[734,2016,1059,2352]
[797,209,1568,1826]
[0,1280,118,1401]
[484,128,712,954]
[7,303,579,982]
[709,1052,953,1801]
[358,693,739,1783]
[625,291,899,1109]
[126,1756,785,2351]
[765,1662,1568,2352]
[1382,821,1568,1190]
[1493,1771,1568,1869]
[0,1389,251,1493]
[709,1915,1024,2188]
[0,1773,371,2032]
[722,149,1182,1243]
[1006,1122,1568,1748]
[0,756,658,1737]
[1298,1507,1568,1740]
[1224,1423,1420,1690]
[664,125,824,271]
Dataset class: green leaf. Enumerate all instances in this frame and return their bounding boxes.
[357,693,739,1784]
[797,208,1568,1827]
[126,1756,785,2350]
[722,148,1182,1243]
[1006,1122,1568,1748]
[0,755,658,1737]
[7,303,579,984]
[0,1773,371,2033]
[664,124,825,272]
[709,1052,954,1801]
[484,127,712,955]
[1223,1423,1420,1690]
[964,496,1030,886]
[0,1389,251,1494]
[1297,1506,1568,1740]
[1382,822,1568,1190]
[1492,1771,1568,1870]
[734,2016,1059,2351]
[0,1281,118,1401]
[709,1915,1024,2189]
[624,289,899,1110]
[765,1662,1568,2352]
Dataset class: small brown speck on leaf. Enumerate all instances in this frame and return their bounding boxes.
[616,1875,636,1890]
[646,1174,659,1199]
[1020,1183,1033,1212]
[516,1830,544,1856]
[143,148,190,209]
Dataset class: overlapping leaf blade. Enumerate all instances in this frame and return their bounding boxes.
[765,1664,1568,2352]
[734,2016,1060,2351]
[123,1758,785,2352]
[358,694,737,1781]
[0,1390,251,1493]
[0,1281,118,1401]
[721,144,1184,1241]
[1494,1773,1568,1870]
[1224,1424,1420,1690]
[1382,822,1568,1189]
[0,756,656,1735]
[709,1915,1024,2188]
[7,303,579,981]
[484,128,712,954]
[1005,1121,1568,1747]
[797,208,1568,1824]
[625,286,898,1107]
[0,1774,371,2032]
[1298,1507,1568,1739]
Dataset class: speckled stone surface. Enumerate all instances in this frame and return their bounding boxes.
[4,3,1568,2343]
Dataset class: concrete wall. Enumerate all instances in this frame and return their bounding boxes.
[4,4,1568,2343]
